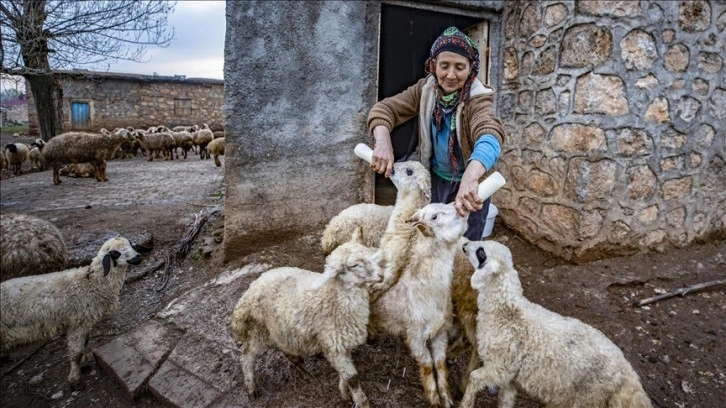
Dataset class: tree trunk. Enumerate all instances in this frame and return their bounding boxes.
[25,74,64,141]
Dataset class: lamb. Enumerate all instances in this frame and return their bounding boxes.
[42,129,134,185]
[459,240,652,408]
[4,142,30,175]
[320,160,429,259]
[230,230,385,408]
[0,236,150,390]
[171,129,195,159]
[59,162,96,178]
[0,212,68,282]
[28,139,46,170]
[206,136,225,166]
[193,124,214,159]
[370,202,468,408]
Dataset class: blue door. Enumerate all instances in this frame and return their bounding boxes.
[71,102,90,128]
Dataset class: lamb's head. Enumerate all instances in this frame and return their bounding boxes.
[94,236,151,276]
[463,240,519,293]
[407,202,468,244]
[316,228,385,290]
[390,161,431,202]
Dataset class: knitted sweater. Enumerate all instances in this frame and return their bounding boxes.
[368,75,505,174]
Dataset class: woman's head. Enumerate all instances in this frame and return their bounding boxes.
[426,27,480,96]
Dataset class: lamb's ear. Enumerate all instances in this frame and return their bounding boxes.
[312,264,340,288]
[476,247,488,269]
[132,243,153,253]
[102,254,112,276]
[350,226,364,244]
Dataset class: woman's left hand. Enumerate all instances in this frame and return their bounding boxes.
[455,161,486,216]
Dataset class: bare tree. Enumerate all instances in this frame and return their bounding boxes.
[0,0,175,140]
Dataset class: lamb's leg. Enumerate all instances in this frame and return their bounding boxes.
[430,330,453,408]
[324,350,370,408]
[459,347,481,393]
[460,366,515,408]
[497,382,517,408]
[66,328,88,390]
[405,332,440,407]
[52,166,62,185]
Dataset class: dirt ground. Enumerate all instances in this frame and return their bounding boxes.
[1,131,724,407]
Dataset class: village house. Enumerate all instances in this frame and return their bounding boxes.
[25,70,224,136]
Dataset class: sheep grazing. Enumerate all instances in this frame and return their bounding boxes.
[206,136,225,166]
[459,240,652,408]
[42,129,134,185]
[0,236,150,390]
[4,142,30,175]
[230,230,385,408]
[370,202,468,408]
[193,124,214,160]
[0,212,68,282]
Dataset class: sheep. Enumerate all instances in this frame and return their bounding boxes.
[320,160,430,260]
[230,229,385,408]
[369,202,468,408]
[206,136,225,166]
[213,130,225,139]
[42,129,134,185]
[59,162,96,178]
[459,240,652,408]
[0,212,68,282]
[193,124,214,159]
[134,128,176,161]
[28,139,46,170]
[4,142,30,175]
[171,129,195,159]
[0,149,5,174]
[0,236,150,390]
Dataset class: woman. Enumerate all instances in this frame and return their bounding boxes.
[368,26,505,240]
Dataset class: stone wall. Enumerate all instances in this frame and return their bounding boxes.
[26,72,224,136]
[496,0,726,261]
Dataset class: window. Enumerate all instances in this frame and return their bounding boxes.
[174,98,192,116]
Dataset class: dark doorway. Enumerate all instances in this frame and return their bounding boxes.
[376,4,483,204]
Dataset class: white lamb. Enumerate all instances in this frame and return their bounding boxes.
[0,236,150,390]
[370,202,468,408]
[459,240,652,408]
[230,230,385,408]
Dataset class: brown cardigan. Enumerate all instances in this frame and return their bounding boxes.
[368,75,505,172]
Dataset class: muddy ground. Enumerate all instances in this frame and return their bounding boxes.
[1,132,724,407]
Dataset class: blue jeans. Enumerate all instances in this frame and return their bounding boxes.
[430,172,491,241]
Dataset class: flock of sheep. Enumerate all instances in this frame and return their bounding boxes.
[0,151,653,406]
[0,123,226,183]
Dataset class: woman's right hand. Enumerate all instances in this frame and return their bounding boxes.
[371,126,394,177]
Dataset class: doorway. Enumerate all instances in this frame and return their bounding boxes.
[376,4,489,204]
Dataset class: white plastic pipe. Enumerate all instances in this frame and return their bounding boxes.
[477,171,506,200]
[354,143,373,163]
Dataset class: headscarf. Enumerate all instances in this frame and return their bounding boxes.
[425,26,480,174]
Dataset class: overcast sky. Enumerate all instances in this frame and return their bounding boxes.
[98,1,225,79]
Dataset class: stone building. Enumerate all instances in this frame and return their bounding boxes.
[26,70,224,137]
[224,1,725,262]
[0,96,28,125]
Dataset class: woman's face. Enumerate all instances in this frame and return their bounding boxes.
[434,51,471,95]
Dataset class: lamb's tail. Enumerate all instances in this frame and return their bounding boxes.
[609,379,652,408]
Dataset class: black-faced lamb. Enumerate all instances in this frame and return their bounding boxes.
[459,240,652,408]
[42,129,134,185]
[28,139,46,170]
[230,231,385,408]
[0,236,150,390]
[0,212,68,282]
[4,142,30,175]
[206,136,225,166]
[370,202,468,408]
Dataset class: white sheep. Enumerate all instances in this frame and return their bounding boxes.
[171,129,195,159]
[459,240,652,408]
[0,212,68,282]
[42,129,134,185]
[321,204,393,255]
[0,236,150,390]
[230,230,385,408]
[193,124,214,160]
[28,139,46,170]
[206,136,225,166]
[4,142,30,175]
[370,202,468,408]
